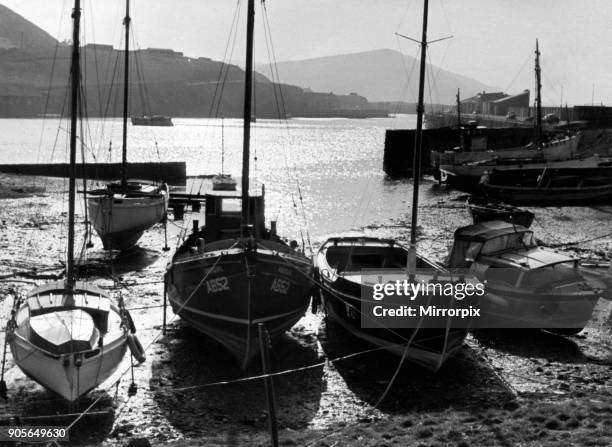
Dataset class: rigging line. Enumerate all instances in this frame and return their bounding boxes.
[57,250,232,436]
[393,34,421,104]
[503,52,531,93]
[260,3,313,244]
[209,0,242,119]
[35,8,66,166]
[86,0,103,116]
[426,51,437,114]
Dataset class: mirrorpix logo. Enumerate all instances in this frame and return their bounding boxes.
[360,269,486,329]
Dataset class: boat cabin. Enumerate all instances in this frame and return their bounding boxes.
[17,281,111,356]
[203,188,266,242]
[449,220,582,289]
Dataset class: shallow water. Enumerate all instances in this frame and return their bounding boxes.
[1,116,610,257]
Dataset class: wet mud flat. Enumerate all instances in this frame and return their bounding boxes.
[0,174,609,446]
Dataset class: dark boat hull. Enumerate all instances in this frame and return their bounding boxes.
[315,238,470,371]
[467,197,535,228]
[319,277,468,371]
[482,182,612,205]
[165,240,313,365]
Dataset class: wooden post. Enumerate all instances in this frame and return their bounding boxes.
[258,323,279,447]
[162,277,167,335]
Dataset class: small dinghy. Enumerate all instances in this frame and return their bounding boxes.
[467,196,535,228]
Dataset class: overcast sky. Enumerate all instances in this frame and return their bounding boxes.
[3,0,612,105]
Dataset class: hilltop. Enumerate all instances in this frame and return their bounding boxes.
[257,48,499,104]
[0,5,389,119]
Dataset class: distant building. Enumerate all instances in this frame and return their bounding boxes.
[489,90,530,116]
[84,43,113,52]
[460,91,507,114]
[139,48,183,57]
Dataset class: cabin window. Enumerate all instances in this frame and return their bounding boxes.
[221,198,241,215]
[485,267,521,287]
[449,240,482,267]
[520,261,581,289]
[481,232,536,255]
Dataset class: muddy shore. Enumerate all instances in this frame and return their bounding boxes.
[0,173,609,446]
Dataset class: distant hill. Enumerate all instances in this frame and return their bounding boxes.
[257,48,499,104]
[0,4,391,119]
[0,4,57,49]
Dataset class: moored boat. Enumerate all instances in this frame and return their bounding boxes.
[316,0,479,372]
[315,237,474,371]
[87,0,169,251]
[447,220,601,333]
[165,0,313,367]
[131,115,173,126]
[7,0,143,402]
[467,196,535,227]
[480,165,612,205]
[435,41,581,190]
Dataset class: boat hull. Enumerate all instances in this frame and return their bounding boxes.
[88,187,169,250]
[476,284,600,330]
[10,333,127,402]
[481,182,612,205]
[315,238,470,371]
[165,240,313,365]
[9,281,129,402]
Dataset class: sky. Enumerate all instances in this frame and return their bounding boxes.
[3,0,612,105]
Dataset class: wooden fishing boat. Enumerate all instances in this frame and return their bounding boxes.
[436,41,581,189]
[88,0,169,251]
[315,0,478,372]
[315,238,473,371]
[447,220,601,333]
[480,165,612,205]
[467,196,534,227]
[131,115,173,127]
[165,0,313,367]
[7,0,143,402]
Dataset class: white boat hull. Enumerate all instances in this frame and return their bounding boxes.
[88,186,169,250]
[10,332,127,402]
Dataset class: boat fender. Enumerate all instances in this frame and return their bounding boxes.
[125,310,137,334]
[127,334,146,363]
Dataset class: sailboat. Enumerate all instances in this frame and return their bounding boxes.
[315,0,478,372]
[87,0,169,251]
[435,41,581,189]
[164,0,313,367]
[7,0,144,402]
[212,119,237,191]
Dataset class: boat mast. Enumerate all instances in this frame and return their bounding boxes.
[241,0,255,237]
[456,88,461,129]
[121,0,131,190]
[408,0,429,275]
[535,39,542,147]
[66,0,81,290]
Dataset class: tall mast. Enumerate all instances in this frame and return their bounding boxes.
[408,0,429,274]
[241,0,255,236]
[121,0,131,190]
[456,88,461,129]
[535,39,542,147]
[66,0,81,289]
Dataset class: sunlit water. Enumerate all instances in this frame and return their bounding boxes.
[0,116,610,260]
